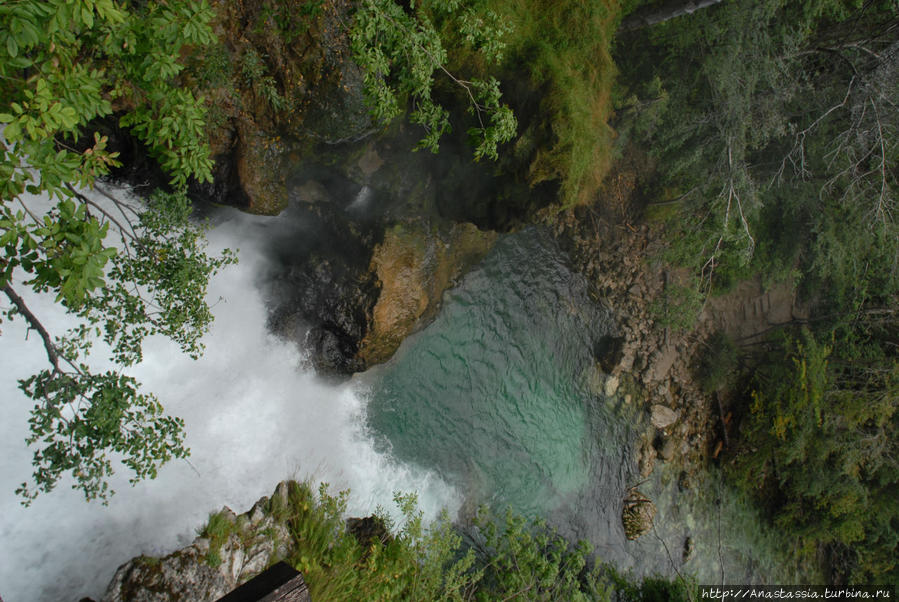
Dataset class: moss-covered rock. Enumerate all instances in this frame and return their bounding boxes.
[101,483,295,602]
[235,122,288,215]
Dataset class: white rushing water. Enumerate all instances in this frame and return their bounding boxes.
[0,202,458,602]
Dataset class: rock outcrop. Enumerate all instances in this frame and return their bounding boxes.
[99,482,395,602]
[196,0,373,214]
[358,221,497,365]
[102,483,295,602]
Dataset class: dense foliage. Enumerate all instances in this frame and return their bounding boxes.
[351,0,624,205]
[490,0,622,206]
[350,0,517,161]
[617,0,897,299]
[731,331,898,582]
[615,0,898,582]
[0,0,234,503]
[201,481,695,601]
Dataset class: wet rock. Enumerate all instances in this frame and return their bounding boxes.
[604,374,620,397]
[651,404,680,429]
[308,325,366,374]
[236,122,288,215]
[357,145,385,178]
[622,490,656,540]
[682,536,694,562]
[265,204,380,377]
[638,437,657,478]
[657,436,677,462]
[292,180,331,204]
[188,131,248,208]
[593,335,625,372]
[302,53,373,144]
[358,221,497,365]
[346,516,391,548]
[587,365,607,397]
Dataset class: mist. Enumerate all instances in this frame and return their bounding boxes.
[0,202,457,601]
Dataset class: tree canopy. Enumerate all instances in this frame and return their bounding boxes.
[615,0,898,581]
[0,0,234,504]
[349,0,517,161]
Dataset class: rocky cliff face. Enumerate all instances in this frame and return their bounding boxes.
[257,124,503,376]
[195,0,372,214]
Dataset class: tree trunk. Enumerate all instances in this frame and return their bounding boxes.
[619,0,725,31]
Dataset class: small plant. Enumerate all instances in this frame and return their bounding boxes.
[199,510,238,567]
[649,280,704,332]
[696,332,740,394]
[240,49,267,86]
[253,0,323,44]
[192,42,233,88]
[239,49,290,112]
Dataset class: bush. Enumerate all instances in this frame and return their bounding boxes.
[269,480,690,600]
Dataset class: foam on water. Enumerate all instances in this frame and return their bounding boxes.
[0,201,458,602]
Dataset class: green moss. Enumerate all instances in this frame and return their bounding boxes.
[492,0,622,207]
[205,548,222,568]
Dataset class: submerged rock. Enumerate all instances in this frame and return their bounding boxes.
[637,436,657,478]
[593,334,625,372]
[622,489,656,541]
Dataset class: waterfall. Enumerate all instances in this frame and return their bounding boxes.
[0,201,458,602]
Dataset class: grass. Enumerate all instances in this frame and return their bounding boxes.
[198,509,241,567]
[431,0,623,208]
[495,0,622,207]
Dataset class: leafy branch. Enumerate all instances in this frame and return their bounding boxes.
[1,0,235,504]
[348,0,516,161]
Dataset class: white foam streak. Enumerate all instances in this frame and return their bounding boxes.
[0,206,458,602]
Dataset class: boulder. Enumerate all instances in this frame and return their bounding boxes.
[604,374,620,397]
[637,437,657,478]
[102,482,297,602]
[650,404,680,429]
[358,221,497,366]
[593,335,625,372]
[622,490,656,541]
[102,549,230,602]
[657,436,678,462]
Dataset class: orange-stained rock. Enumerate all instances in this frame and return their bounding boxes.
[358,221,497,365]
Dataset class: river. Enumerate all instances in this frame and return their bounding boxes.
[0,194,795,601]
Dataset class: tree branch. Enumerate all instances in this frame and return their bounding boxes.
[2,283,61,373]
